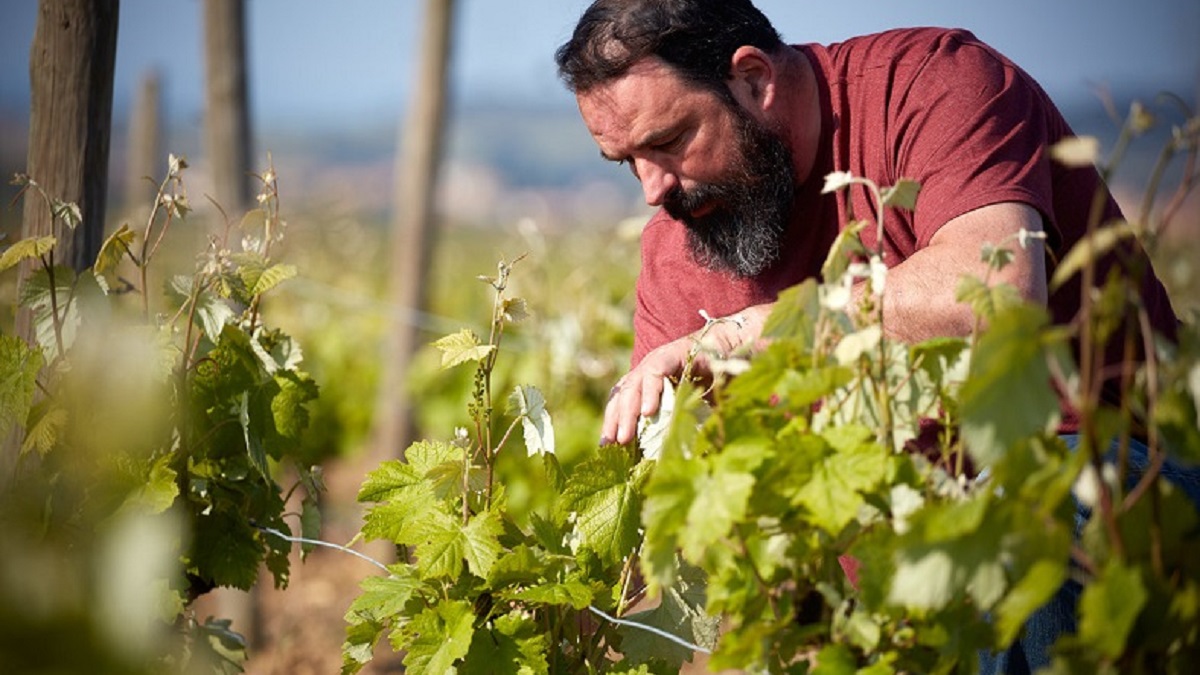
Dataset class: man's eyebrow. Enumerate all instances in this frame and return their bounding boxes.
[634,126,678,150]
[598,125,679,164]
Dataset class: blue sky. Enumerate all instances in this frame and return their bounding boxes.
[1,0,1198,128]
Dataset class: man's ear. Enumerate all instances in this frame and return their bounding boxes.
[728,45,776,111]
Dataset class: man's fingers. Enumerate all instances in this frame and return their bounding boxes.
[641,375,665,417]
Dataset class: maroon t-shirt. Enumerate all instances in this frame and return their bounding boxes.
[632,27,1178,430]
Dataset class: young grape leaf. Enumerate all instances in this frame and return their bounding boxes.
[0,335,43,441]
[959,304,1059,467]
[413,511,502,580]
[463,611,549,675]
[190,511,262,591]
[509,385,555,456]
[1050,219,1136,291]
[345,572,423,623]
[881,179,920,210]
[0,235,56,272]
[560,446,645,566]
[399,600,476,675]
[433,329,495,369]
[358,458,424,502]
[637,377,674,460]
[250,263,297,297]
[795,440,887,536]
[1077,561,1147,659]
[94,223,135,276]
[508,576,595,609]
[619,564,718,670]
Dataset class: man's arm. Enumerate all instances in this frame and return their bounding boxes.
[862,201,1047,342]
[601,201,1048,445]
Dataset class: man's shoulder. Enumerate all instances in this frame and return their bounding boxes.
[827,26,984,55]
[819,27,993,75]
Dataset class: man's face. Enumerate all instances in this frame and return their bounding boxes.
[577,58,796,277]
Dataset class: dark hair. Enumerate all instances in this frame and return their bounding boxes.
[555,0,784,96]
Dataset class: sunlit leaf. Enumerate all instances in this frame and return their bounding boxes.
[251,263,296,297]
[637,377,674,460]
[993,559,1068,646]
[399,600,475,675]
[20,401,65,457]
[346,572,423,624]
[94,223,135,276]
[51,198,82,229]
[1077,561,1147,659]
[502,297,529,322]
[959,305,1059,467]
[0,235,56,272]
[433,329,495,369]
[1049,220,1137,290]
[0,335,43,442]
[819,221,869,286]
[509,576,595,610]
[834,324,882,365]
[560,445,645,565]
[822,171,856,194]
[509,385,555,456]
[1049,135,1101,167]
[120,455,179,514]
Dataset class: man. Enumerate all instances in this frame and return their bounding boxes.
[555,0,1177,447]
[555,0,1183,671]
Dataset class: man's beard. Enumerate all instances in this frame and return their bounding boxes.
[663,104,796,278]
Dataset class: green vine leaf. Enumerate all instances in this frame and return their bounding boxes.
[94,223,135,277]
[463,611,549,675]
[1077,561,1147,659]
[508,575,595,609]
[1049,219,1137,291]
[795,436,888,536]
[191,511,262,591]
[433,329,495,369]
[19,399,65,457]
[619,564,718,670]
[251,263,297,297]
[345,572,423,624]
[559,446,647,566]
[413,511,503,580]
[881,179,920,210]
[0,335,44,441]
[509,385,555,456]
[120,454,180,514]
[0,234,55,270]
[959,304,1060,467]
[398,600,476,675]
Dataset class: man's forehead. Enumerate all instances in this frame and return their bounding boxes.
[577,59,703,142]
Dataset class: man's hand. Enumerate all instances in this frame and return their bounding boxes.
[601,304,773,446]
[600,337,691,445]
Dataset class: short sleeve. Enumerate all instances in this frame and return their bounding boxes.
[890,34,1056,247]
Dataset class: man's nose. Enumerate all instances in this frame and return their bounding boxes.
[636,160,679,207]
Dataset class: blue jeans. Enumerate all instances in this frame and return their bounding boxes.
[978,435,1200,674]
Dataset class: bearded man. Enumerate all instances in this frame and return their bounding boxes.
[555,1,1185,673]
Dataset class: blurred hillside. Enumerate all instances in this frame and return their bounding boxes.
[1,85,1197,242]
